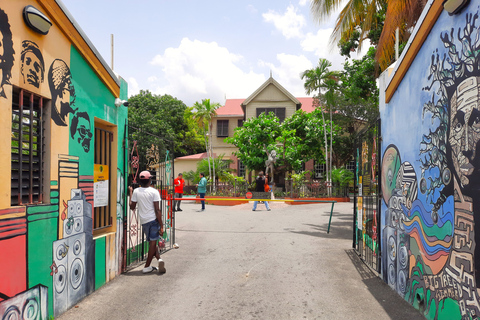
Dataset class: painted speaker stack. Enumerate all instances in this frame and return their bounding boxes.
[384,189,410,297]
[0,285,48,319]
[53,189,93,316]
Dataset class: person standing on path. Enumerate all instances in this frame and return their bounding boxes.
[196,172,207,212]
[128,171,166,274]
[253,171,270,211]
[174,173,185,211]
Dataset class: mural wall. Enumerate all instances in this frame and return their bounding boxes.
[380,4,480,319]
[0,1,128,319]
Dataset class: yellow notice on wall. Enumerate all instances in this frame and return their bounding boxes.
[357,197,363,231]
[94,164,109,207]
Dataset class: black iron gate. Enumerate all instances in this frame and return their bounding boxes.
[353,119,381,273]
[122,124,175,271]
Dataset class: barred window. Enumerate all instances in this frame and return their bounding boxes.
[238,159,245,177]
[346,160,355,173]
[314,161,325,179]
[237,119,244,127]
[11,88,44,205]
[217,120,229,137]
[256,108,286,122]
[94,127,113,230]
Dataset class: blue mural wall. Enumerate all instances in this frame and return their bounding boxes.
[380,4,480,319]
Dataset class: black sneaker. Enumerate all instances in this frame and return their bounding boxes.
[177,209,183,212]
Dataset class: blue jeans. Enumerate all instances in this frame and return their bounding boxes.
[199,193,205,209]
[253,201,270,210]
[142,220,161,241]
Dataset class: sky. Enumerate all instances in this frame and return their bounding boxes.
[61,0,368,106]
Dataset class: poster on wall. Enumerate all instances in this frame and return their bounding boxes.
[357,197,363,231]
[94,164,109,207]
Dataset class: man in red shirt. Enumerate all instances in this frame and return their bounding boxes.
[174,173,185,211]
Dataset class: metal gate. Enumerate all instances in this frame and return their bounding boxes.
[353,119,381,273]
[122,124,175,271]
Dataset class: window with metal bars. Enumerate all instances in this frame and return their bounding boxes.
[94,127,112,230]
[346,160,355,173]
[256,107,286,122]
[217,120,229,137]
[11,88,44,206]
[314,161,325,179]
[238,159,245,177]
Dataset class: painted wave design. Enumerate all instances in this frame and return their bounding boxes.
[403,199,453,260]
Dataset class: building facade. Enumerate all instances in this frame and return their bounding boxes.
[171,77,316,184]
[378,0,480,318]
[0,1,128,318]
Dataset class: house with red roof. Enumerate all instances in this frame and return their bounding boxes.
[170,76,322,187]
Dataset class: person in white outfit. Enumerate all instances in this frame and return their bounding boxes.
[128,171,166,274]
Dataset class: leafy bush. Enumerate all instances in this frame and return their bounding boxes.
[331,167,354,187]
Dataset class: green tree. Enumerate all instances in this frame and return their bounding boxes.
[226,110,338,177]
[302,58,339,195]
[332,46,380,167]
[310,0,427,71]
[182,170,198,185]
[196,154,233,184]
[128,90,203,170]
[183,107,207,156]
[279,109,339,172]
[192,99,221,191]
[225,113,281,172]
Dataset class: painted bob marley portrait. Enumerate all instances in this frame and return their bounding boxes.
[48,59,76,126]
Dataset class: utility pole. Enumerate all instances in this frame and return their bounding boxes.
[111,34,114,70]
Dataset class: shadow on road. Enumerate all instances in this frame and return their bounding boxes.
[345,249,425,320]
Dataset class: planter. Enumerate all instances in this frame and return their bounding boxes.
[284,197,350,205]
[193,196,248,206]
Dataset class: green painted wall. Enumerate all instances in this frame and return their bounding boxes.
[94,237,106,290]
[27,203,59,317]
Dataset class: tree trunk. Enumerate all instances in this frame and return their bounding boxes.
[204,130,212,192]
[320,105,329,196]
[209,122,216,193]
[329,104,333,197]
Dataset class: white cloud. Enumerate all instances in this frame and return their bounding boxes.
[301,29,348,71]
[246,4,258,15]
[298,0,309,6]
[263,5,306,39]
[148,38,265,106]
[127,77,139,97]
[260,53,314,97]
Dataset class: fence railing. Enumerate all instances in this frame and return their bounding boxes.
[284,180,350,198]
[179,180,349,198]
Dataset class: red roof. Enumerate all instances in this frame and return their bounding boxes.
[176,152,209,160]
[215,99,244,116]
[297,97,315,113]
[216,97,315,116]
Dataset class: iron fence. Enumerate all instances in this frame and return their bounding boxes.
[284,180,349,198]
[353,119,381,274]
[123,125,175,272]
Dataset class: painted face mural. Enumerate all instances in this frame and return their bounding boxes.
[448,76,480,191]
[48,59,76,126]
[70,112,92,153]
[380,12,480,320]
[0,8,14,99]
[21,41,45,88]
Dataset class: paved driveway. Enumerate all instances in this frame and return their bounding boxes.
[59,201,425,320]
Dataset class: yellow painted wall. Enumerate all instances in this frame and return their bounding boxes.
[0,0,71,209]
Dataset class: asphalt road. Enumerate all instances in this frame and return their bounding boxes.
[58,201,425,320]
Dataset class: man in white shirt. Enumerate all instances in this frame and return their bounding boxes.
[128,171,166,273]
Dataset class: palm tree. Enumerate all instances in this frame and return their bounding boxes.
[302,58,338,196]
[310,0,427,71]
[192,99,221,192]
